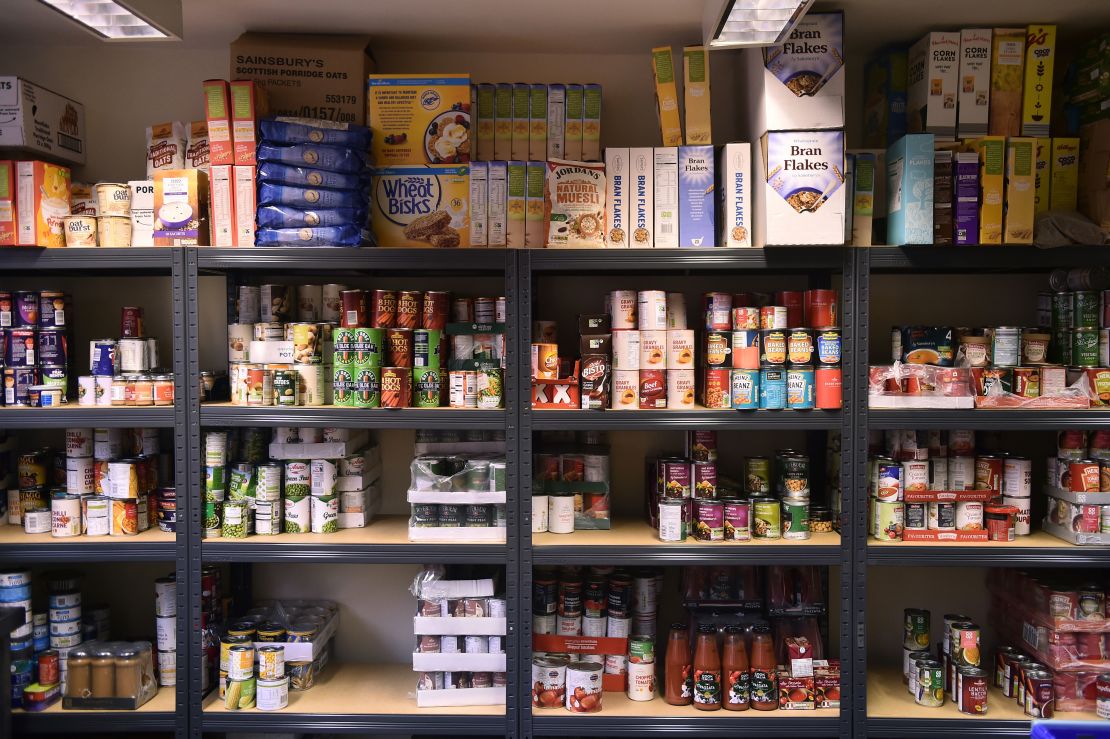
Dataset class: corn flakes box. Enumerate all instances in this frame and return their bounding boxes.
[367,75,471,166]
[908,32,959,140]
[369,164,470,247]
[16,160,70,247]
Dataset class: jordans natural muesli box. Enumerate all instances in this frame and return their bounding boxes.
[756,130,846,246]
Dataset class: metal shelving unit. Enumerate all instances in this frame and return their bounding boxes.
[200,404,505,428]
[530,712,842,737]
[869,409,1110,429]
[0,406,176,428]
[531,409,841,430]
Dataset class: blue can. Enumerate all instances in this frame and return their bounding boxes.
[787,365,816,409]
[816,329,841,365]
[760,366,787,409]
[0,584,31,602]
[37,329,67,366]
[90,339,116,376]
[731,369,760,409]
[2,366,37,407]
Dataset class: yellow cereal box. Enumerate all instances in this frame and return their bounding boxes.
[512,83,530,161]
[564,84,584,161]
[1022,25,1056,137]
[582,84,602,162]
[0,161,15,246]
[1004,137,1035,244]
[1050,137,1079,212]
[494,83,513,161]
[476,83,495,161]
[683,46,712,145]
[651,47,683,147]
[989,29,1025,137]
[1033,138,1050,214]
[972,136,1005,244]
[367,75,472,166]
[507,161,526,248]
[15,160,70,247]
[529,84,548,161]
[369,165,470,248]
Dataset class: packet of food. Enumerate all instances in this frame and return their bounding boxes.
[186,121,210,174]
[146,122,187,177]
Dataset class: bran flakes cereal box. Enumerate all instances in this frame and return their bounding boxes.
[605,148,629,247]
[370,165,470,247]
[16,160,70,247]
[543,158,606,248]
[957,29,992,139]
[654,147,678,248]
[678,145,714,247]
[989,29,1025,137]
[0,161,13,245]
[1004,138,1035,244]
[719,142,751,247]
[367,75,471,166]
[757,130,846,246]
[908,31,959,139]
[629,148,654,246]
[752,12,845,132]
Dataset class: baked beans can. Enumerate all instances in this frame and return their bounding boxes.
[380,367,411,408]
[760,305,787,330]
[612,330,640,370]
[759,366,786,409]
[814,329,841,365]
[732,306,760,330]
[397,291,421,329]
[702,368,731,409]
[815,365,842,408]
[786,365,815,409]
[731,369,759,409]
[637,290,667,330]
[760,329,787,364]
[787,329,814,364]
[730,329,760,369]
[1024,669,1054,718]
[533,656,568,708]
[703,292,733,330]
[704,331,731,367]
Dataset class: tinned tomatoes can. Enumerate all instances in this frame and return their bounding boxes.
[566,660,603,713]
[532,656,568,709]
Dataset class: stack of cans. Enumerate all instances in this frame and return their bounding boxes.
[154,575,176,687]
[0,289,72,407]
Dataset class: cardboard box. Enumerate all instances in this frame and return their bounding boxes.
[678,145,714,247]
[1078,120,1110,229]
[1022,25,1056,137]
[843,152,854,243]
[957,29,992,139]
[546,84,566,160]
[908,32,959,140]
[757,130,846,246]
[974,136,1005,244]
[15,160,70,247]
[849,150,877,246]
[1034,138,1051,214]
[564,84,584,161]
[629,148,654,246]
[230,80,267,166]
[368,74,471,166]
[469,160,488,246]
[989,29,1025,137]
[0,77,86,166]
[933,149,953,245]
[653,147,678,247]
[886,133,935,245]
[582,84,602,162]
[777,669,816,710]
[525,161,546,248]
[369,165,469,248]
[203,79,233,167]
[506,160,526,248]
[511,83,530,161]
[233,166,256,247]
[719,142,751,247]
[745,12,846,133]
[862,48,907,149]
[488,161,507,247]
[69,181,95,217]
[475,83,495,161]
[683,47,711,145]
[154,169,209,246]
[1004,137,1035,244]
[128,180,154,247]
[605,148,629,247]
[1050,137,1079,212]
[954,151,979,244]
[187,120,210,172]
[0,161,14,246]
[494,83,512,161]
[529,84,548,161]
[230,33,374,125]
[651,47,683,146]
[209,164,236,247]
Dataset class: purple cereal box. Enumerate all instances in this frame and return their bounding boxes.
[954,151,979,245]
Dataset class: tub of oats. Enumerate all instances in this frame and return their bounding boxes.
[543,158,606,248]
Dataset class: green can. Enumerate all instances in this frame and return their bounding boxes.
[273,369,299,406]
[1073,291,1099,328]
[332,327,357,366]
[204,500,221,535]
[873,500,904,541]
[413,367,442,408]
[1052,291,1073,330]
[241,428,269,463]
[490,460,507,492]
[222,499,250,538]
[782,497,810,540]
[745,457,771,495]
[1053,330,1073,365]
[351,367,381,408]
[751,496,781,539]
[354,328,384,367]
[915,660,945,707]
[903,608,931,650]
[629,636,655,663]
[332,366,355,406]
[465,458,491,491]
[1073,327,1099,367]
[205,465,226,497]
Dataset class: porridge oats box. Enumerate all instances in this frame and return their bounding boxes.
[885,133,935,246]
[605,148,630,247]
[718,142,751,248]
[543,158,606,248]
[370,165,470,248]
[0,77,86,166]
[756,130,845,246]
[128,180,154,247]
[957,29,992,139]
[154,169,209,246]
[16,160,70,247]
[525,161,546,248]
[629,148,654,247]
[678,145,714,247]
[0,161,14,246]
[908,31,959,140]
[1003,137,1035,244]
[367,75,471,166]
[654,147,678,248]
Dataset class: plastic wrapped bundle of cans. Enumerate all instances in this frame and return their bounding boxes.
[408,454,507,532]
[415,592,508,697]
[532,432,611,533]
[0,289,73,407]
[4,428,173,538]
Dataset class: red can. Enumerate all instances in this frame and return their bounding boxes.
[422,291,449,330]
[1070,460,1102,493]
[638,369,666,409]
[120,306,144,338]
[815,366,842,409]
[534,453,560,481]
[974,455,1003,497]
[760,305,787,330]
[1012,367,1040,398]
[606,575,632,618]
[731,306,760,330]
[805,289,838,328]
[774,290,805,328]
[397,291,421,329]
[340,290,367,328]
[452,297,474,322]
[957,665,988,715]
[702,368,731,409]
[386,328,413,367]
[1059,430,1089,456]
[380,367,412,408]
[1024,669,1054,718]
[984,505,1017,541]
[557,580,582,617]
[370,289,396,328]
[731,292,757,308]
[582,579,606,618]
[38,650,59,685]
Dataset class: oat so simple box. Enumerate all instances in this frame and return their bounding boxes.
[605,148,629,247]
[908,32,959,140]
[718,142,751,247]
[757,130,846,246]
[367,75,471,166]
[1004,137,1035,244]
[0,77,86,166]
[369,165,470,248]
[678,145,714,247]
[885,133,935,245]
[973,136,1005,244]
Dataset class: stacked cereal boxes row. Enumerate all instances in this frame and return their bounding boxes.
[203,79,268,247]
[470,83,602,163]
[650,46,713,146]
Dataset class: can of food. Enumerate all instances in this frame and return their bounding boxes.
[23,507,50,534]
[627,658,656,702]
[760,305,787,330]
[637,291,667,330]
[904,609,930,650]
[990,327,1020,367]
[815,329,841,365]
[718,498,749,541]
[955,501,984,531]
[532,656,568,708]
[786,365,815,409]
[658,498,687,541]
[906,651,933,693]
[760,365,786,409]
[37,329,66,366]
[226,644,254,681]
[915,660,945,707]
[956,666,988,714]
[751,497,781,539]
[876,461,902,501]
[787,329,814,364]
[50,495,81,538]
[744,458,771,495]
[639,329,667,367]
[974,455,1003,497]
[874,500,904,541]
[411,368,440,408]
[548,494,575,534]
[1024,669,1054,718]
[337,289,365,328]
[703,292,732,330]
[1074,327,1099,366]
[760,329,787,365]
[1074,290,1100,327]
[473,296,496,324]
[1096,674,1110,719]
[414,329,443,368]
[385,327,413,367]
[693,500,723,541]
[1003,457,1032,498]
[420,290,448,329]
[476,367,503,409]
[380,367,412,408]
[1071,459,1102,493]
[782,497,810,539]
[566,660,603,712]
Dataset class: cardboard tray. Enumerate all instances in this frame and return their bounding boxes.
[900,489,994,502]
[408,526,506,543]
[407,490,507,505]
[418,578,496,599]
[413,616,507,636]
[1042,519,1110,546]
[269,433,374,460]
[411,652,506,672]
[252,612,338,662]
[1043,485,1110,505]
[869,394,975,409]
[901,529,989,542]
[416,686,506,708]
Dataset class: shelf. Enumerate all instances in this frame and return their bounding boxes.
[201,403,505,429]
[203,515,506,563]
[202,662,506,733]
[868,409,1110,430]
[868,245,1110,273]
[0,405,176,428]
[0,247,174,273]
[196,247,509,272]
[533,520,842,564]
[531,408,842,430]
[531,691,840,737]
[867,530,1110,567]
[529,247,845,272]
[11,684,174,734]
[867,664,1098,737]
[0,525,176,562]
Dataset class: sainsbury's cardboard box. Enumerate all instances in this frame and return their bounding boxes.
[0,77,86,166]
[230,33,374,125]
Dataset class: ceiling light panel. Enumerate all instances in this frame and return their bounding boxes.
[35,0,179,40]
[705,0,817,49]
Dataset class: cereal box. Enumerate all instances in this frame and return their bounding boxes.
[1034,138,1051,214]
[469,160,488,246]
[653,147,678,248]
[543,159,606,248]
[230,80,268,166]
[511,83,530,161]
[69,182,95,217]
[546,84,566,160]
[476,83,495,161]
[683,47,711,145]
[1050,137,1079,212]
[0,161,14,246]
[209,164,235,247]
[154,169,209,246]
[1004,138,1035,243]
[233,166,256,247]
[629,148,654,247]
[650,47,682,146]
[757,130,846,246]
[933,150,953,244]
[507,161,526,248]
[582,84,602,162]
[128,180,154,248]
[973,136,1005,244]
[203,79,233,167]
[849,150,877,246]
[369,165,469,248]
[1022,26,1057,137]
[843,153,854,243]
[187,120,210,172]
[886,134,935,245]
[367,75,471,166]
[15,160,70,247]
[494,83,513,161]
[719,142,751,247]
[488,161,507,247]
[605,148,629,247]
[957,29,992,139]
[564,84,584,161]
[863,48,907,148]
[908,32,959,140]
[989,29,1025,137]
[525,161,546,248]
[954,151,979,244]
[678,146,714,247]
[529,84,548,161]
[0,77,86,166]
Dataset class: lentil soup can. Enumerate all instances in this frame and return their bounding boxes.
[566,660,603,712]
[957,666,988,715]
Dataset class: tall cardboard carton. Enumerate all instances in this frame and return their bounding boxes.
[582,85,602,162]
[203,79,233,167]
[653,148,678,248]
[957,29,992,139]
[469,161,488,246]
[933,150,953,244]
[678,146,714,247]
[511,83,530,162]
[230,80,268,166]
[683,47,712,145]
[1050,137,1079,212]
[0,161,14,246]
[651,47,683,146]
[885,133,935,245]
[908,32,960,140]
[476,83,496,161]
[849,151,877,246]
[605,148,629,247]
[233,166,256,247]
[862,48,907,149]
[506,161,526,248]
[529,84,548,162]
[488,161,507,247]
[209,164,236,247]
[718,143,751,247]
[1034,138,1051,214]
[954,151,979,244]
[564,84,584,161]
[629,148,654,246]
[755,130,846,246]
[1022,26,1056,137]
[989,29,1025,137]
[1004,137,1035,244]
[16,160,70,247]
[494,83,513,161]
[525,161,546,248]
[546,84,566,160]
[973,136,1006,244]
